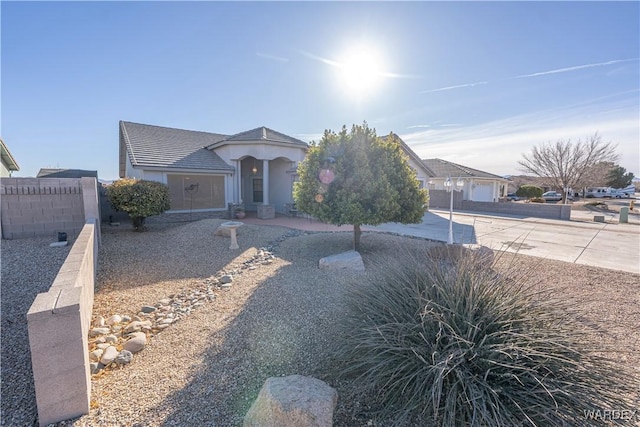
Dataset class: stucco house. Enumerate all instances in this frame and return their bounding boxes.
[1,138,20,177]
[119,121,434,218]
[120,121,311,218]
[422,158,509,202]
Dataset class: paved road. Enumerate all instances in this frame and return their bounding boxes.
[369,209,640,275]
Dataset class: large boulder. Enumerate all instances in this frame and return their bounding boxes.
[319,250,365,272]
[243,375,338,427]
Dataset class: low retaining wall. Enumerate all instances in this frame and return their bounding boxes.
[460,201,571,220]
[27,219,98,426]
[428,190,463,210]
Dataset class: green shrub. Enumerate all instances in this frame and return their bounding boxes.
[516,185,543,199]
[338,246,633,426]
[529,197,545,203]
[107,178,170,231]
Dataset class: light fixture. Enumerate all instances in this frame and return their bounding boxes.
[445,176,464,244]
[252,161,258,174]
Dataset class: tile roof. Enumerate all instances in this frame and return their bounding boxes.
[120,121,234,173]
[37,169,98,178]
[207,126,308,149]
[381,133,436,177]
[421,158,507,180]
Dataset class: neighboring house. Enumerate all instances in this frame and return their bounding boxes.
[421,158,509,202]
[37,168,98,179]
[1,138,20,177]
[384,133,435,190]
[119,121,435,218]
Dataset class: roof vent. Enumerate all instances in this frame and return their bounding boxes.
[262,127,267,139]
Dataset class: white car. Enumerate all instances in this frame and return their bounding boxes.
[542,191,563,201]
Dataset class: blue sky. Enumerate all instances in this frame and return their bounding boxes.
[2,1,638,181]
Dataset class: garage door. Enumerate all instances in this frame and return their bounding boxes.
[473,184,493,202]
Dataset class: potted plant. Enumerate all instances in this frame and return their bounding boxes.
[235,205,246,219]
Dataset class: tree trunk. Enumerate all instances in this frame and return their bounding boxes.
[132,216,146,231]
[353,224,361,252]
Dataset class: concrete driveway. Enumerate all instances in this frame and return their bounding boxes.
[369,209,640,274]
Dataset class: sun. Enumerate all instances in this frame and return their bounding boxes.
[338,45,383,97]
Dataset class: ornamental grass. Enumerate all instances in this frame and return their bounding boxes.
[338,245,635,426]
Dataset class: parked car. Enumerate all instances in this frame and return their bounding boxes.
[542,191,563,201]
[506,193,520,201]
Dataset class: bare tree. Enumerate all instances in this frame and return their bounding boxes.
[518,133,618,202]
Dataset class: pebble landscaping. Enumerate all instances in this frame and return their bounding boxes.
[87,230,306,376]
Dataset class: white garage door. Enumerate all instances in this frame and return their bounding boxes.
[473,184,493,202]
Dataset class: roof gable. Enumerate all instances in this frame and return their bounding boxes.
[1,138,20,171]
[120,121,234,175]
[208,126,307,149]
[421,158,506,180]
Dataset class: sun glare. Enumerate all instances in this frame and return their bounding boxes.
[338,45,383,97]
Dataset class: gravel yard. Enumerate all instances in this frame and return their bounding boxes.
[2,218,639,426]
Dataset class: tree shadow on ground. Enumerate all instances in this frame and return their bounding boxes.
[142,232,442,426]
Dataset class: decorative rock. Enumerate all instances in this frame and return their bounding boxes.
[124,320,151,333]
[105,335,118,344]
[96,343,111,349]
[106,314,122,326]
[319,250,365,272]
[89,349,104,362]
[115,350,133,365]
[100,346,118,365]
[221,283,232,289]
[121,315,131,323]
[243,375,338,427]
[158,298,171,306]
[141,305,157,313]
[89,327,111,337]
[94,316,105,327]
[123,332,147,353]
[93,336,106,344]
[158,318,173,325]
[220,275,233,284]
[90,362,102,374]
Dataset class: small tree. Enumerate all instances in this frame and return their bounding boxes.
[107,178,170,231]
[293,123,428,251]
[515,185,543,200]
[518,133,618,202]
[605,165,635,189]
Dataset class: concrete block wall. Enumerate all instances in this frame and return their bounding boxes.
[460,201,571,220]
[1,177,101,241]
[27,219,98,427]
[427,189,463,210]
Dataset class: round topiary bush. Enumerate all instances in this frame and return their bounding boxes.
[338,246,634,426]
[516,185,543,199]
[107,178,170,231]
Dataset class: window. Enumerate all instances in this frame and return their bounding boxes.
[167,174,225,210]
[252,178,263,203]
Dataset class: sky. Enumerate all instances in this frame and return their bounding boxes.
[2,1,639,181]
